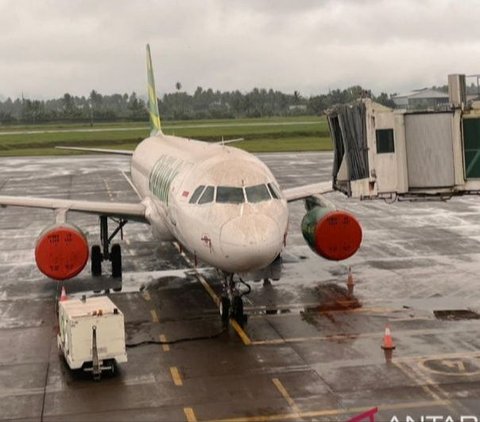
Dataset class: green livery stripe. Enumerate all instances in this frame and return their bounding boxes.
[146,44,162,135]
[149,155,184,205]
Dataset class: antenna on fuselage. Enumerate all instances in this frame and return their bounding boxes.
[146,44,162,136]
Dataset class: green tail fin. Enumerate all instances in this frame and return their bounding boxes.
[146,44,162,136]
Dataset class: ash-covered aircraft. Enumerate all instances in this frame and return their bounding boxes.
[0,45,362,323]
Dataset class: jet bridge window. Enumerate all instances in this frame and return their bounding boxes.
[189,185,205,204]
[216,186,245,204]
[198,186,215,204]
[246,184,271,203]
[376,129,395,154]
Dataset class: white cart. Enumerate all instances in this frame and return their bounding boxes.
[57,296,127,380]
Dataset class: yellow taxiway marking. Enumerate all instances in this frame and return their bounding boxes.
[194,273,252,346]
[408,360,471,415]
[251,326,480,346]
[418,357,480,377]
[170,366,183,386]
[203,399,450,422]
[247,306,396,318]
[395,362,444,402]
[394,361,470,415]
[159,334,170,352]
[196,273,220,307]
[272,378,300,414]
[143,291,151,301]
[184,407,198,422]
[229,319,252,346]
[252,334,359,346]
[173,241,195,267]
[150,309,159,323]
[396,350,480,364]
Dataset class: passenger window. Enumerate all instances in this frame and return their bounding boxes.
[216,186,245,204]
[267,183,281,199]
[198,186,215,204]
[189,185,205,204]
[246,184,271,203]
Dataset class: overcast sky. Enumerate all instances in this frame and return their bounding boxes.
[1,0,480,99]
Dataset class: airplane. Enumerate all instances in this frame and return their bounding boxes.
[0,45,362,324]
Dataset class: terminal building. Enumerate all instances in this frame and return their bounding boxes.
[326,74,480,200]
[392,88,450,110]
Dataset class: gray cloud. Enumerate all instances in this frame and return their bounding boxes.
[1,0,479,99]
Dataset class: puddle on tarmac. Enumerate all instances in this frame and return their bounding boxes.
[433,309,480,321]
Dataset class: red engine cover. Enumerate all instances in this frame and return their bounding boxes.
[35,224,89,281]
[314,210,362,261]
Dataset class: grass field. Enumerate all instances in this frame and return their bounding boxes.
[0,116,333,156]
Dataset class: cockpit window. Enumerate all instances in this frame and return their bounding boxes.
[245,184,271,203]
[267,183,281,199]
[198,186,215,204]
[189,185,206,204]
[216,186,245,204]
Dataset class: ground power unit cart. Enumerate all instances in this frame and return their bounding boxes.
[57,295,127,380]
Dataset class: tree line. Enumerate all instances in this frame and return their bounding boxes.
[0,86,396,125]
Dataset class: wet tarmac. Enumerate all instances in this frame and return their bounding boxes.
[1,152,480,421]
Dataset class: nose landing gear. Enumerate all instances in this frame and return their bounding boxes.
[220,274,250,327]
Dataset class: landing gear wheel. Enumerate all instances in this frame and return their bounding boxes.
[111,243,122,279]
[106,359,116,377]
[232,296,245,326]
[220,296,230,327]
[91,245,102,277]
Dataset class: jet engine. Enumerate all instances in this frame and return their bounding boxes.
[301,195,362,261]
[35,223,89,280]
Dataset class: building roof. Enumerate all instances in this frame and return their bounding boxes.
[393,89,449,100]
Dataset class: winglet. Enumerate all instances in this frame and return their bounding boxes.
[146,44,162,136]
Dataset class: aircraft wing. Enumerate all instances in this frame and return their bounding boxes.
[0,195,147,221]
[55,146,134,155]
[282,182,333,202]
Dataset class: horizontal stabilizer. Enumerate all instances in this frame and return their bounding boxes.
[214,137,245,145]
[55,146,134,155]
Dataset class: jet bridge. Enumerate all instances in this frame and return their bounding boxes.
[327,83,480,201]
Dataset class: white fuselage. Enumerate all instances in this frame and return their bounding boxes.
[130,134,289,273]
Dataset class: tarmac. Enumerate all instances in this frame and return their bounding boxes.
[1,152,480,421]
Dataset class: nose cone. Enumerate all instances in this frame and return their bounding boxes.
[220,215,284,272]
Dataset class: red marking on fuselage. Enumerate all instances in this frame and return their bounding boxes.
[200,234,213,252]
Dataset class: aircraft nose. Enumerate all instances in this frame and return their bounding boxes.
[220,214,283,271]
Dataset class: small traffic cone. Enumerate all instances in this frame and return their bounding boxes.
[59,286,68,302]
[381,325,396,350]
[347,267,355,296]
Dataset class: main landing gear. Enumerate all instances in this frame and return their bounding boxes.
[91,216,127,285]
[220,274,251,327]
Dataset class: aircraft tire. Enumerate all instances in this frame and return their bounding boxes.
[220,296,230,326]
[111,244,122,279]
[232,296,244,325]
[91,245,102,277]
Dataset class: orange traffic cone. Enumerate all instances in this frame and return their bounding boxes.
[59,286,68,302]
[381,325,396,350]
